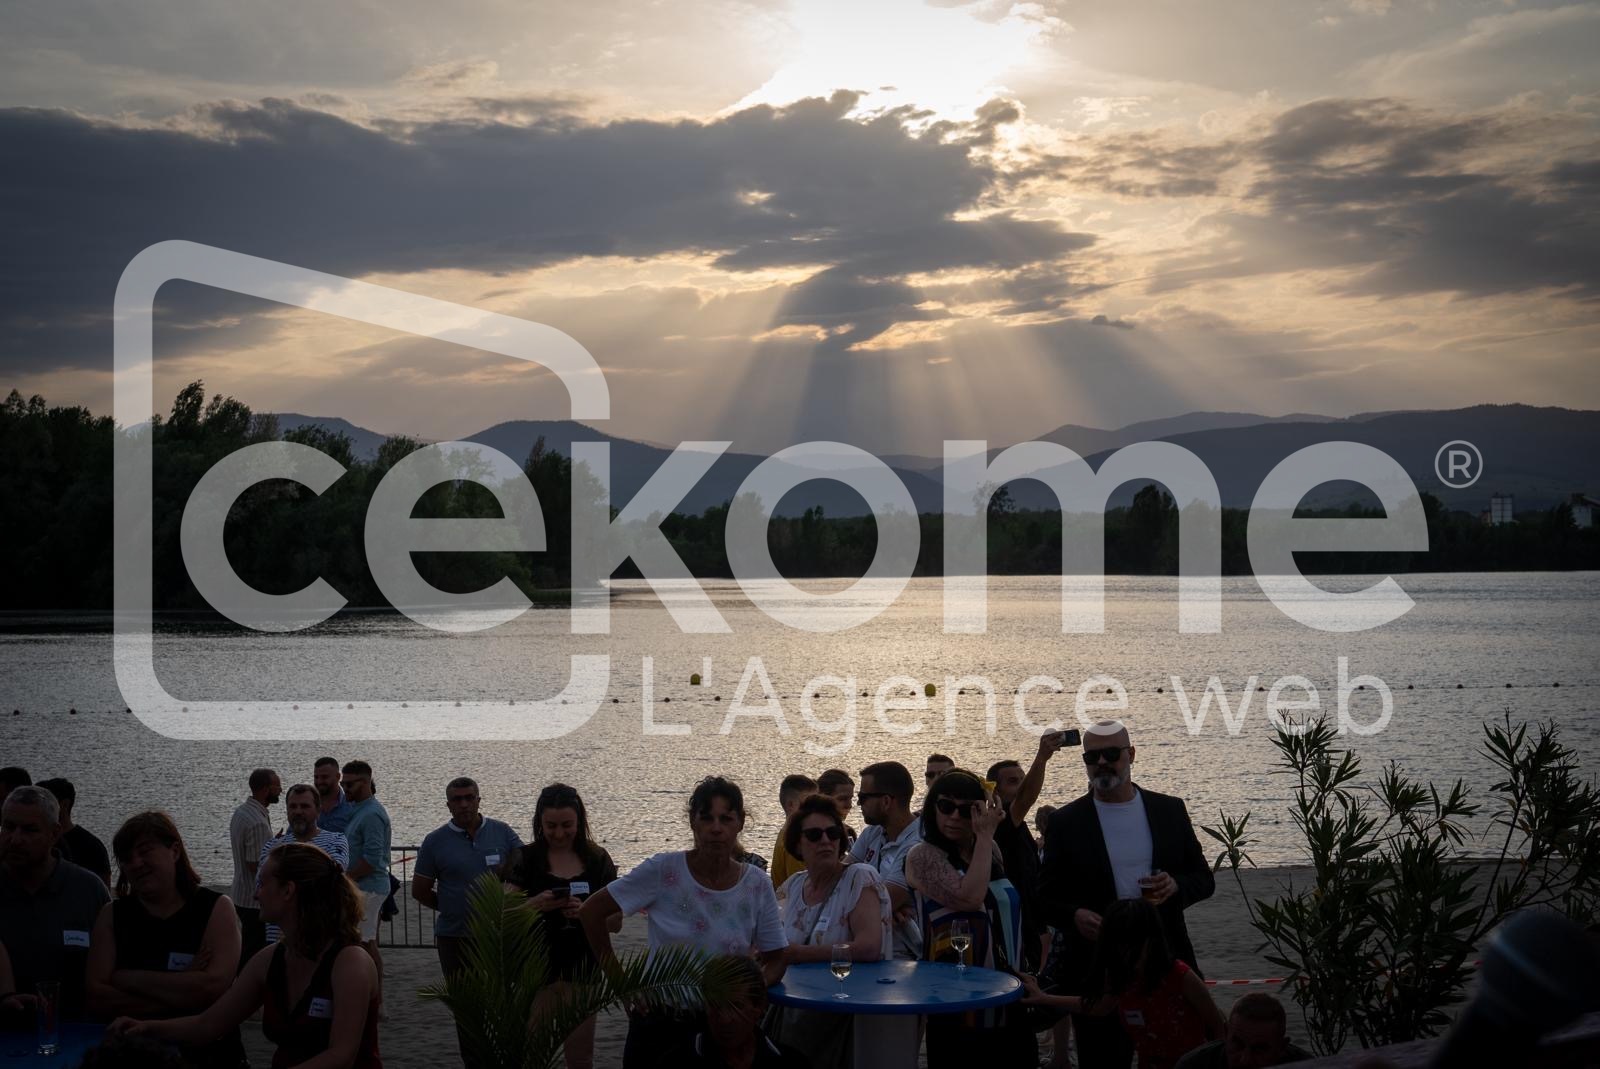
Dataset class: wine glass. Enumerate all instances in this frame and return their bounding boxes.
[831,943,852,999]
[949,920,972,973]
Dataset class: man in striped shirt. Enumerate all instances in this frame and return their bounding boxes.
[257,783,348,944]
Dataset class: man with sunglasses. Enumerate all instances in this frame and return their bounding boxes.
[849,761,923,959]
[1038,719,1215,1069]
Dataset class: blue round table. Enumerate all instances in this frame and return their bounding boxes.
[769,961,1021,1067]
[0,1023,106,1066]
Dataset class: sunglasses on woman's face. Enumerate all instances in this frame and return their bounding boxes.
[1082,746,1125,765]
[800,826,844,843]
[934,798,979,818]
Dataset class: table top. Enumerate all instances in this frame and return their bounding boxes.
[767,960,1022,1016]
[0,1023,106,1067]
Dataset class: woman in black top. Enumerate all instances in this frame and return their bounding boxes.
[501,783,619,1069]
[85,812,246,1069]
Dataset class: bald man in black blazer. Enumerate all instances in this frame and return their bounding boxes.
[1038,720,1215,1069]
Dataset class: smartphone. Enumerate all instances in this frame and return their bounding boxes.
[1058,728,1081,747]
[550,887,569,900]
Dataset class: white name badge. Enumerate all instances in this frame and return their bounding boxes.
[1123,1009,1146,1028]
[568,881,590,897]
[485,854,501,867]
[167,952,195,971]
[63,930,90,948]
[308,997,334,1020]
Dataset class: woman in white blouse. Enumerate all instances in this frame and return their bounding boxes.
[771,793,891,1066]
[579,776,788,1069]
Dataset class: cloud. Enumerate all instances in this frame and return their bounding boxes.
[1146,98,1600,300]
[0,91,1094,371]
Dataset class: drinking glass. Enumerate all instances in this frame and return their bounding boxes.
[949,920,972,973]
[831,943,852,999]
[1138,870,1165,902]
[36,980,60,1056]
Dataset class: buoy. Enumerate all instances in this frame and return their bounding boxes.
[958,689,966,695]
[714,696,722,701]
[690,673,702,686]
[1505,683,1513,688]
[664,696,672,703]
[1406,684,1414,690]
[292,704,299,710]
[612,697,619,704]
[1357,685,1365,691]
[182,706,189,713]
[10,710,18,716]
[347,703,353,710]
[69,708,77,715]
[1553,682,1561,687]
[1256,686,1265,692]
[1457,684,1464,689]
[924,683,937,697]
[1107,688,1115,695]
[1156,687,1163,694]
[456,700,462,706]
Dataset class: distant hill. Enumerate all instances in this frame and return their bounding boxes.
[271,414,417,461]
[269,405,1598,516]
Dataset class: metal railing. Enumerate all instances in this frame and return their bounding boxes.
[377,844,438,949]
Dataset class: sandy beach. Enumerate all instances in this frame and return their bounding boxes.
[241,863,1330,1068]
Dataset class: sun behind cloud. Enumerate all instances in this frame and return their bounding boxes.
[737,0,1062,119]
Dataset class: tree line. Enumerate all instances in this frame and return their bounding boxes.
[2,384,1595,611]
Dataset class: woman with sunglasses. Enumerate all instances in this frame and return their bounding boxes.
[580,775,788,1069]
[904,770,1036,1067]
[770,794,891,1066]
[86,812,246,1069]
[501,783,619,1069]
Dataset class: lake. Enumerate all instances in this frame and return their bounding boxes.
[2,572,1596,883]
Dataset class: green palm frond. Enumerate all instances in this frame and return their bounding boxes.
[419,875,745,1069]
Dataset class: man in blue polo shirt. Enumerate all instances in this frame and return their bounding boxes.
[413,777,522,1067]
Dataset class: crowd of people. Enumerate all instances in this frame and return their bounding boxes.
[0,721,1312,1068]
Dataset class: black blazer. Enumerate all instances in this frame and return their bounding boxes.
[1038,786,1215,987]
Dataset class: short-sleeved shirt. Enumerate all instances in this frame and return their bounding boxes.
[608,851,787,960]
[849,820,923,959]
[415,818,524,936]
[229,798,272,909]
[0,858,110,1019]
[59,824,112,887]
[778,864,891,960]
[768,832,803,889]
[342,797,392,895]
[318,789,355,835]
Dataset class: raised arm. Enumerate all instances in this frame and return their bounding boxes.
[1008,732,1063,828]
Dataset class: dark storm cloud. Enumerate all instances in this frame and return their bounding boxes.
[1151,98,1600,299]
[0,90,1092,371]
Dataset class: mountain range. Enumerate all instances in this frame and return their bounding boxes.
[269,405,1600,516]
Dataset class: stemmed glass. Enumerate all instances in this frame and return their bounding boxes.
[831,943,852,999]
[949,920,972,973]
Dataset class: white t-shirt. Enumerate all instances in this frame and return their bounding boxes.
[1094,791,1154,900]
[609,851,788,959]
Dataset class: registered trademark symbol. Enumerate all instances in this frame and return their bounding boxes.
[1434,440,1482,488]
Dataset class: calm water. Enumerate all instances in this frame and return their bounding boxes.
[3,573,1597,883]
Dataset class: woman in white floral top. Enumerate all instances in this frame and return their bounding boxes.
[771,793,891,1065]
[580,776,788,1069]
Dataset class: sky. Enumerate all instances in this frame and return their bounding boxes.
[2,0,1598,454]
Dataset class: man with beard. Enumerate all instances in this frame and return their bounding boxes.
[257,784,348,945]
[1038,719,1214,1069]
[313,756,354,834]
[228,768,279,970]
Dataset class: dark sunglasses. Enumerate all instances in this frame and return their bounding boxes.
[801,826,844,843]
[1083,746,1125,765]
[934,798,979,818]
[857,791,890,803]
